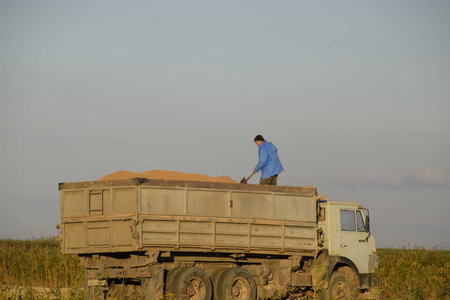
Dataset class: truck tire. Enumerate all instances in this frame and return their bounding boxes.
[214,267,257,300]
[327,270,358,300]
[210,268,227,295]
[166,267,185,294]
[167,267,212,300]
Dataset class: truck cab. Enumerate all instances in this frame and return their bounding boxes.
[318,200,378,291]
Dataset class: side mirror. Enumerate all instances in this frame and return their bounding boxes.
[365,215,370,233]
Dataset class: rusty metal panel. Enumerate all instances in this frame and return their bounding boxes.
[88,190,103,215]
[274,194,316,222]
[216,233,247,246]
[87,221,110,246]
[142,219,178,244]
[232,192,273,218]
[215,222,248,247]
[284,225,316,248]
[102,189,112,215]
[60,179,319,255]
[285,225,315,237]
[111,220,135,246]
[62,190,86,217]
[187,190,231,217]
[63,218,138,254]
[139,184,318,253]
[65,222,86,249]
[60,179,317,196]
[138,186,316,221]
[138,179,317,196]
[179,220,213,232]
[60,181,141,254]
[179,221,214,245]
[216,222,248,234]
[143,231,177,244]
[180,232,213,245]
[112,187,137,214]
[251,223,282,235]
[140,187,186,214]
[250,235,281,247]
[140,217,317,254]
[143,219,178,232]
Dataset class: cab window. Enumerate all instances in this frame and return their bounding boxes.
[356,210,366,232]
[340,210,355,231]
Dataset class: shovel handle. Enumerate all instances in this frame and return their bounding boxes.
[246,172,255,181]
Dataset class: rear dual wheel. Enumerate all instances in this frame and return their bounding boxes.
[166,267,212,300]
[166,266,257,300]
[213,267,257,300]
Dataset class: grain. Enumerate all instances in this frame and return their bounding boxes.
[97,169,238,183]
[97,170,136,181]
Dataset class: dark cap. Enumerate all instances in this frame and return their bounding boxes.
[254,135,265,141]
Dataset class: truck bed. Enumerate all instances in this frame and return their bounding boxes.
[59,178,319,256]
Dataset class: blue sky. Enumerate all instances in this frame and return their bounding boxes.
[1,0,449,249]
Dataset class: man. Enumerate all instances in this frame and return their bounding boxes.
[250,135,284,185]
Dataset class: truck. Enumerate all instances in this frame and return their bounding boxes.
[58,178,378,299]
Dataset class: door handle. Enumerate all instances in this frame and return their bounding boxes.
[340,244,347,247]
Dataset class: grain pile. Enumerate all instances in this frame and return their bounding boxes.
[97,170,238,183]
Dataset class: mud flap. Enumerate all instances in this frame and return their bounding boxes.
[141,266,164,300]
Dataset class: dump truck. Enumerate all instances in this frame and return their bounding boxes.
[58,178,378,299]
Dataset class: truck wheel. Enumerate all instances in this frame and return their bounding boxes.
[166,267,185,293]
[215,267,257,300]
[327,270,358,300]
[168,267,212,300]
[210,268,227,295]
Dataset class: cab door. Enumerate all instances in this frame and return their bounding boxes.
[339,208,371,274]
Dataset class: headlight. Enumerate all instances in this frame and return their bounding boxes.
[369,252,379,272]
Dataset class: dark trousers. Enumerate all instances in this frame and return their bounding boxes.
[259,174,278,186]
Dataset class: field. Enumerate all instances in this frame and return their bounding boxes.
[0,238,84,299]
[1,238,449,299]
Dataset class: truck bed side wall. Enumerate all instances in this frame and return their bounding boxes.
[59,179,318,255]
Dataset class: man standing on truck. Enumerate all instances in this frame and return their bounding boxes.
[250,135,284,185]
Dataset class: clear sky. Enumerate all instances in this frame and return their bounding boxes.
[1,1,449,249]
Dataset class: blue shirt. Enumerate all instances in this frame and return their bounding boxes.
[254,141,284,179]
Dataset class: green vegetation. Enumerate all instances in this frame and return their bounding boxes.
[0,238,84,299]
[374,247,450,300]
[1,238,449,299]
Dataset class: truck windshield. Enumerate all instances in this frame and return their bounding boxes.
[356,210,365,232]
[341,210,367,232]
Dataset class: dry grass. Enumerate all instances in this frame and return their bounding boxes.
[374,247,450,300]
[0,238,84,299]
[1,238,449,299]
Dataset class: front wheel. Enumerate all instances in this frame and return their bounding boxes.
[214,267,257,300]
[327,270,358,300]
